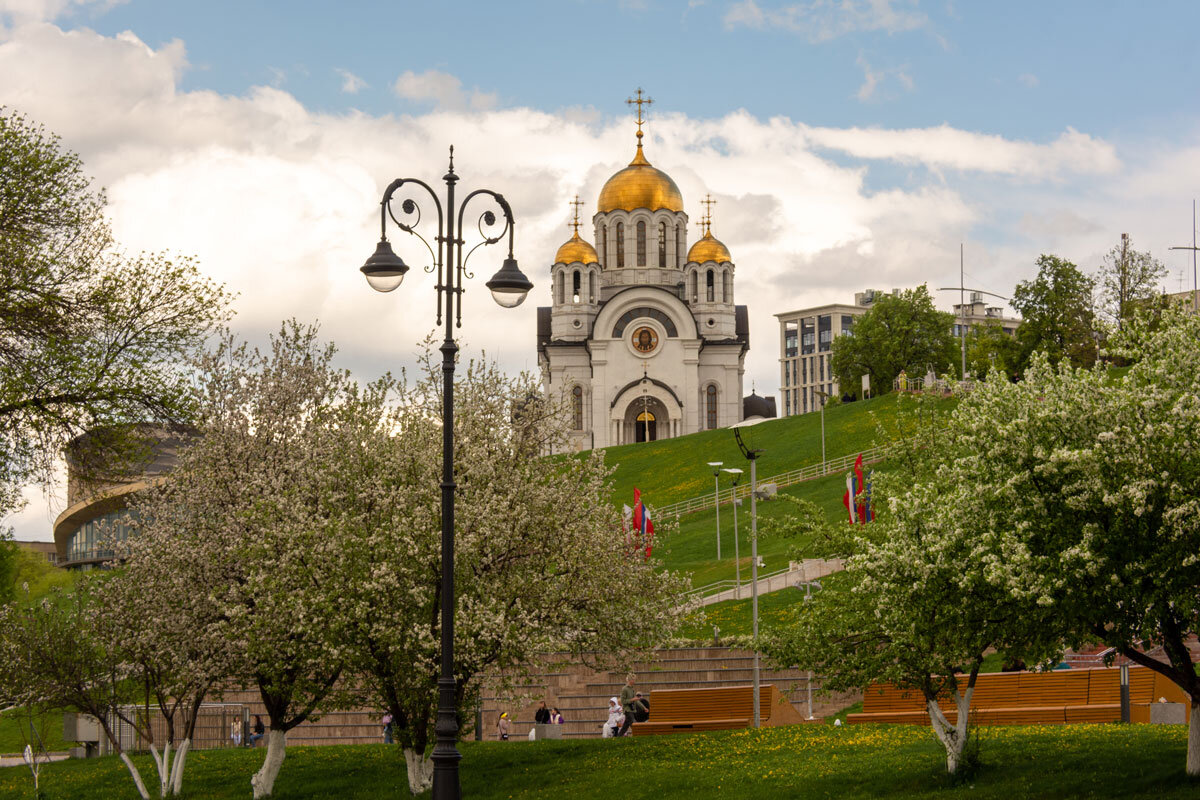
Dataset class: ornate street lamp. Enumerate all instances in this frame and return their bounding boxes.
[360,147,531,800]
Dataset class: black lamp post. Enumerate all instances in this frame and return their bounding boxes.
[360,146,532,800]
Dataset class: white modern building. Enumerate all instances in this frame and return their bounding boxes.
[775,290,895,417]
[537,98,750,450]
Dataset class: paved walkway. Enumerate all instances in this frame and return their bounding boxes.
[697,558,844,607]
[0,752,70,768]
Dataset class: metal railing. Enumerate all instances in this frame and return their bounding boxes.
[684,564,793,601]
[652,445,887,521]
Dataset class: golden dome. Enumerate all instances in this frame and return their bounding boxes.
[554,231,599,265]
[596,146,684,214]
[687,230,732,264]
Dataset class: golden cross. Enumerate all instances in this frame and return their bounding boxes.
[568,196,584,234]
[694,218,708,236]
[700,194,717,231]
[625,88,653,143]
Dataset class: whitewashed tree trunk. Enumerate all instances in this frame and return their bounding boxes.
[119,751,153,800]
[170,739,191,796]
[1188,702,1200,776]
[403,748,434,796]
[927,685,973,775]
[251,729,287,799]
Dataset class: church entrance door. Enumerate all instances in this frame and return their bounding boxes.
[635,410,656,442]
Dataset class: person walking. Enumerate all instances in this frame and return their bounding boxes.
[618,674,641,737]
[497,712,510,741]
[534,701,550,725]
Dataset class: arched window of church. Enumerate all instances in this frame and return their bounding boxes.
[689,270,697,302]
[588,270,596,303]
[676,226,684,267]
[658,222,667,268]
[601,226,608,267]
[616,222,625,268]
[572,270,581,303]
[706,269,715,302]
[636,221,646,266]
[706,384,718,430]
[555,270,564,305]
[722,270,731,303]
[572,385,584,430]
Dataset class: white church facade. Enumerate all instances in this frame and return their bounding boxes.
[537,93,753,450]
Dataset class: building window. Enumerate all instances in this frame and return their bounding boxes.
[842,315,855,335]
[601,226,608,267]
[636,221,646,266]
[690,271,698,302]
[572,386,584,430]
[676,225,683,267]
[722,270,731,303]
[555,271,564,305]
[616,222,625,268]
[706,269,714,302]
[658,222,667,268]
[589,271,596,303]
[572,270,581,303]
[706,384,718,429]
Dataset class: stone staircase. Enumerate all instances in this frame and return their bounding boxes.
[479,648,860,740]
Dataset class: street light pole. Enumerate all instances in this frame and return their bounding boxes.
[723,467,743,598]
[360,148,533,800]
[707,461,723,560]
[734,428,763,728]
[813,389,828,474]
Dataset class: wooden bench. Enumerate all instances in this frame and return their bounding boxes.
[632,684,805,736]
[849,665,1188,727]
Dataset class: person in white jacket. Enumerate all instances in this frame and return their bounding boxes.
[602,697,624,738]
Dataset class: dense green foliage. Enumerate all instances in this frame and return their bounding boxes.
[1011,254,1097,372]
[0,725,1194,799]
[829,285,957,394]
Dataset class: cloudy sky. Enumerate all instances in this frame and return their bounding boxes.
[5,0,1200,539]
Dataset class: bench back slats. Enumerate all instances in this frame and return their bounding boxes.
[649,685,778,722]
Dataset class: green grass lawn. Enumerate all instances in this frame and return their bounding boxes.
[2,723,1193,799]
[601,393,924,509]
[0,708,66,756]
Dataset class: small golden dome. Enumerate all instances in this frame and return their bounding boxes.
[687,230,732,264]
[554,231,599,265]
[596,146,684,214]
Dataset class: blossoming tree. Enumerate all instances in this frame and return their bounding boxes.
[320,347,688,794]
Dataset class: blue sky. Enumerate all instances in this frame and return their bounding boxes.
[4,0,1200,538]
[70,0,1200,141]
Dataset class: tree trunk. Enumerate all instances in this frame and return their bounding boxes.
[1189,703,1200,777]
[170,739,191,796]
[927,686,973,775]
[251,729,287,799]
[119,751,152,800]
[403,747,434,796]
[148,741,171,798]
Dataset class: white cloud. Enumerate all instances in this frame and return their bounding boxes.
[2,20,1194,540]
[724,0,928,42]
[802,123,1120,177]
[1018,72,1039,88]
[336,67,366,94]
[392,69,497,111]
[855,53,913,101]
[0,0,123,25]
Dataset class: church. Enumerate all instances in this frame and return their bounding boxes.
[537,92,756,451]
